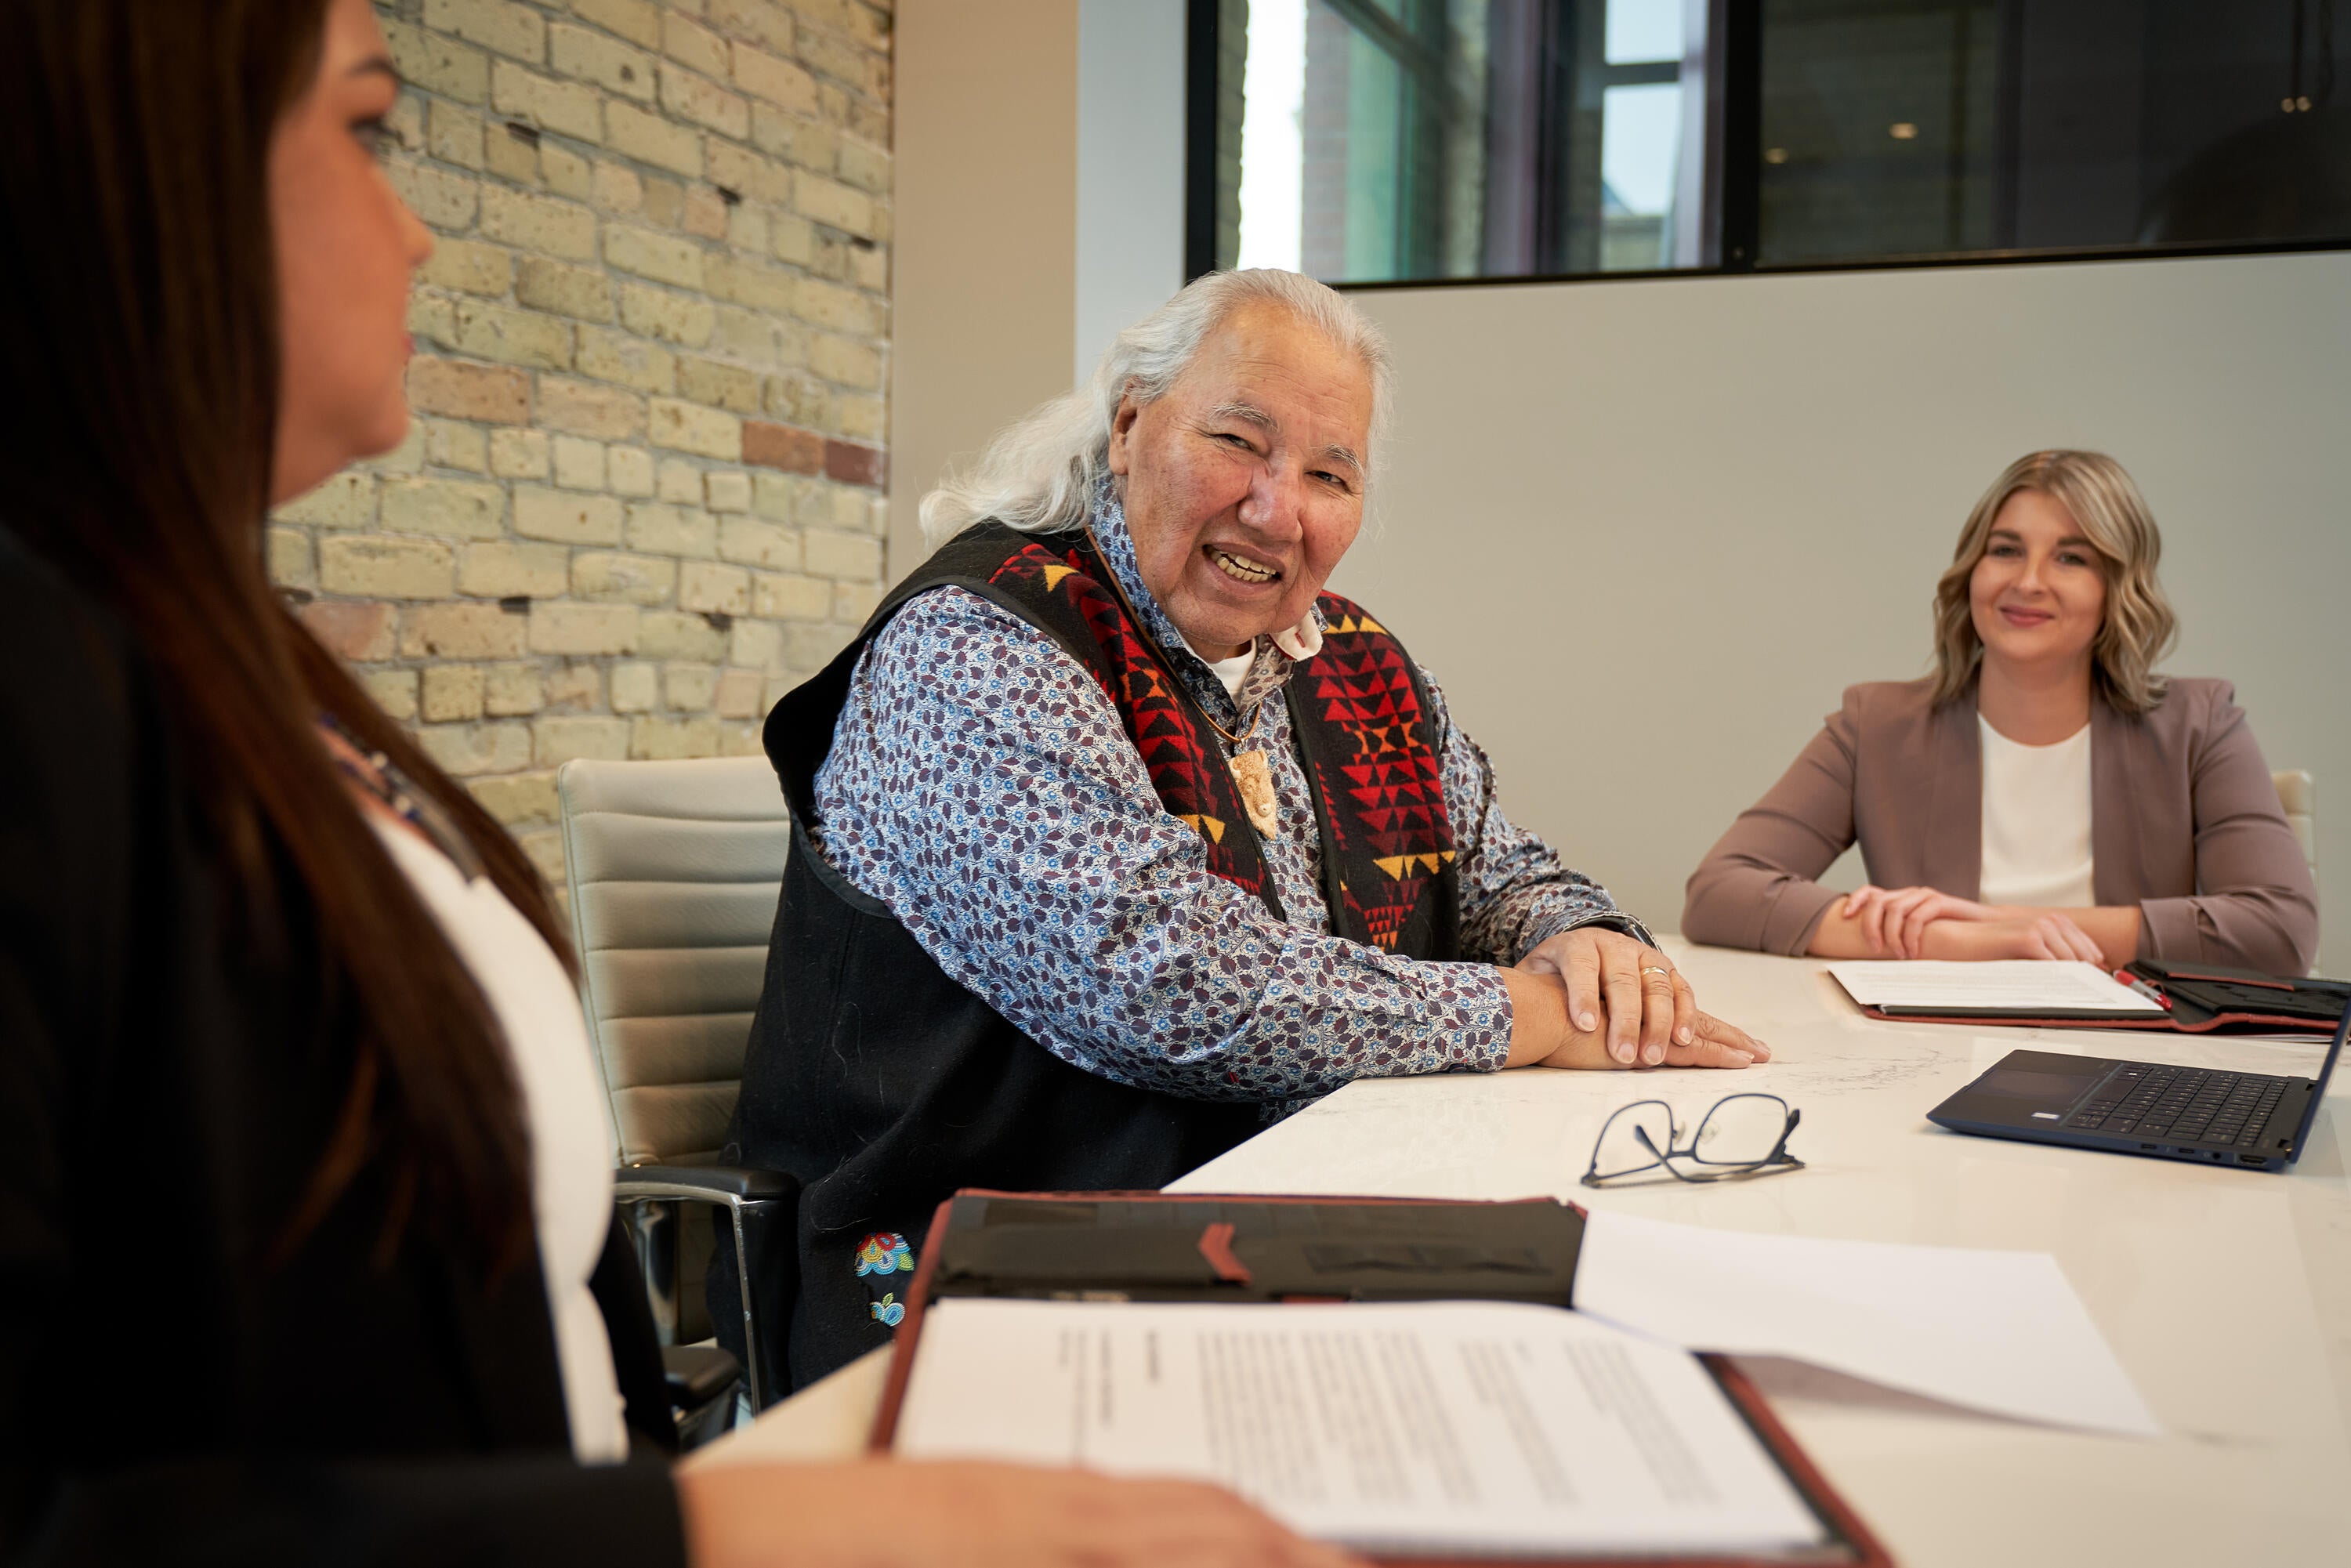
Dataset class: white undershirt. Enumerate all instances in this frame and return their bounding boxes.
[1977,715,2096,911]
[1181,635,1256,701]
[372,823,630,1464]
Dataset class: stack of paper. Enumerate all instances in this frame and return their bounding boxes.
[896,1297,1832,1559]
[1828,959,2165,1015]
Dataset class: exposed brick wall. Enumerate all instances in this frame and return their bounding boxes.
[273,0,893,885]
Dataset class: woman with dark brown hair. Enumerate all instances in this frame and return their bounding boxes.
[0,2,1349,1564]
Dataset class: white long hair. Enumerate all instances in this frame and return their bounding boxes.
[918,269,1393,549]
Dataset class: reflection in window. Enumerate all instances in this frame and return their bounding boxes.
[1752,0,2351,265]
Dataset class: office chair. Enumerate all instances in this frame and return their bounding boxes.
[2274,770,2316,890]
[556,755,796,1437]
[2273,770,2318,977]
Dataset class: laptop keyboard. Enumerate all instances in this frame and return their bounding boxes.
[2065,1063,2287,1146]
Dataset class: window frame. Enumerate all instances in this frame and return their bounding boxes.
[1183,0,2351,291]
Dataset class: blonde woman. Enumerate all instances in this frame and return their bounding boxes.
[1684,451,2317,973]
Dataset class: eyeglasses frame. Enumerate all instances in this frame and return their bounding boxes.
[1580,1092,1806,1188]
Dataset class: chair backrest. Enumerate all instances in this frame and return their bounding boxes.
[557,756,788,1167]
[2274,770,2317,888]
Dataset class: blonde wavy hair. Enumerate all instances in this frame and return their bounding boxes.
[1930,451,2178,715]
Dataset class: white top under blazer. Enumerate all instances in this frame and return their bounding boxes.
[1976,715,2096,911]
[374,823,630,1464]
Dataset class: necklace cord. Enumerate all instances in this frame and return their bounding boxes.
[1078,523,1266,750]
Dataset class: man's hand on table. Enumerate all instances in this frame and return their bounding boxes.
[1502,928,1770,1071]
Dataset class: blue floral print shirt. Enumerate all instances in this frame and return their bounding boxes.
[804,488,1654,1110]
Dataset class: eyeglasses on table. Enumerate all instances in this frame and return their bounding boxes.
[1581,1093,1805,1188]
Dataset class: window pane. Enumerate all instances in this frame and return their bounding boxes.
[1605,0,1684,66]
[1758,1,1998,265]
[1233,1,1706,285]
[1338,26,1404,278]
[1237,0,1308,270]
[1601,81,1682,270]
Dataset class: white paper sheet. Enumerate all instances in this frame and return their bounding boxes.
[894,1297,1831,1558]
[1828,959,2163,1012]
[1573,1211,2161,1438]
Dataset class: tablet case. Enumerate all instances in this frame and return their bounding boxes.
[1852,958,2346,1034]
[869,1189,1896,1568]
[919,1190,1586,1304]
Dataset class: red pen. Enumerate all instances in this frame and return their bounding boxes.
[2114,970,2172,1009]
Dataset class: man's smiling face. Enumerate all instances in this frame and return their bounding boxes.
[1107,302,1373,660]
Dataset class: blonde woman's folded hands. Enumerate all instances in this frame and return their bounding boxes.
[1831,885,2112,965]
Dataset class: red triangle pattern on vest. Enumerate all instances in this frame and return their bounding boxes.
[975,544,1457,953]
[1305,596,1457,901]
[990,542,1259,897]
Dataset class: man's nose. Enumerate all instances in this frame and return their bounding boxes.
[1237,461,1305,541]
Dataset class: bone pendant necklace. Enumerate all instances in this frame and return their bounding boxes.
[1227,748,1279,836]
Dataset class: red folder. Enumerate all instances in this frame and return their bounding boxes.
[868,1190,1896,1568]
[1853,1001,2331,1032]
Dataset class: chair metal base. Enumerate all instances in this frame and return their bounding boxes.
[616,1168,792,1414]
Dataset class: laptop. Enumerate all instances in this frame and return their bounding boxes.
[1925,1001,2346,1171]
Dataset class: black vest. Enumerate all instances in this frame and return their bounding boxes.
[727,522,1462,1388]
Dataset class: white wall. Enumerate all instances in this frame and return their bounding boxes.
[1328,253,2351,970]
[889,0,1186,578]
[888,0,1078,584]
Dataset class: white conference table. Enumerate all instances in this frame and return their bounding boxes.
[690,940,2351,1565]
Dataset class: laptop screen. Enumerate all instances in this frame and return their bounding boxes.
[2286,1000,2351,1156]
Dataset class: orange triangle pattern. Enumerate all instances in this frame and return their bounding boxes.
[1344,884,1425,951]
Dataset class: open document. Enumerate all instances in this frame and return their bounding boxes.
[1827,959,2164,1015]
[893,1298,1831,1559]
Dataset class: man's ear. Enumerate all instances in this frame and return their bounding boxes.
[1106,390,1141,476]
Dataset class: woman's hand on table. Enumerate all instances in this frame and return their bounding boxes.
[1838,885,1993,958]
[678,1460,1365,1568]
[1835,885,2105,964]
[1920,910,2107,963]
[1505,929,1770,1070]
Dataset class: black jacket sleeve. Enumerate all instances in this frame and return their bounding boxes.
[20,1459,686,1568]
[0,534,688,1567]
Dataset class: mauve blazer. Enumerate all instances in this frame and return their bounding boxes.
[1682,675,2319,974]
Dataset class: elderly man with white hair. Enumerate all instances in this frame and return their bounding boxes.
[724,270,1768,1390]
